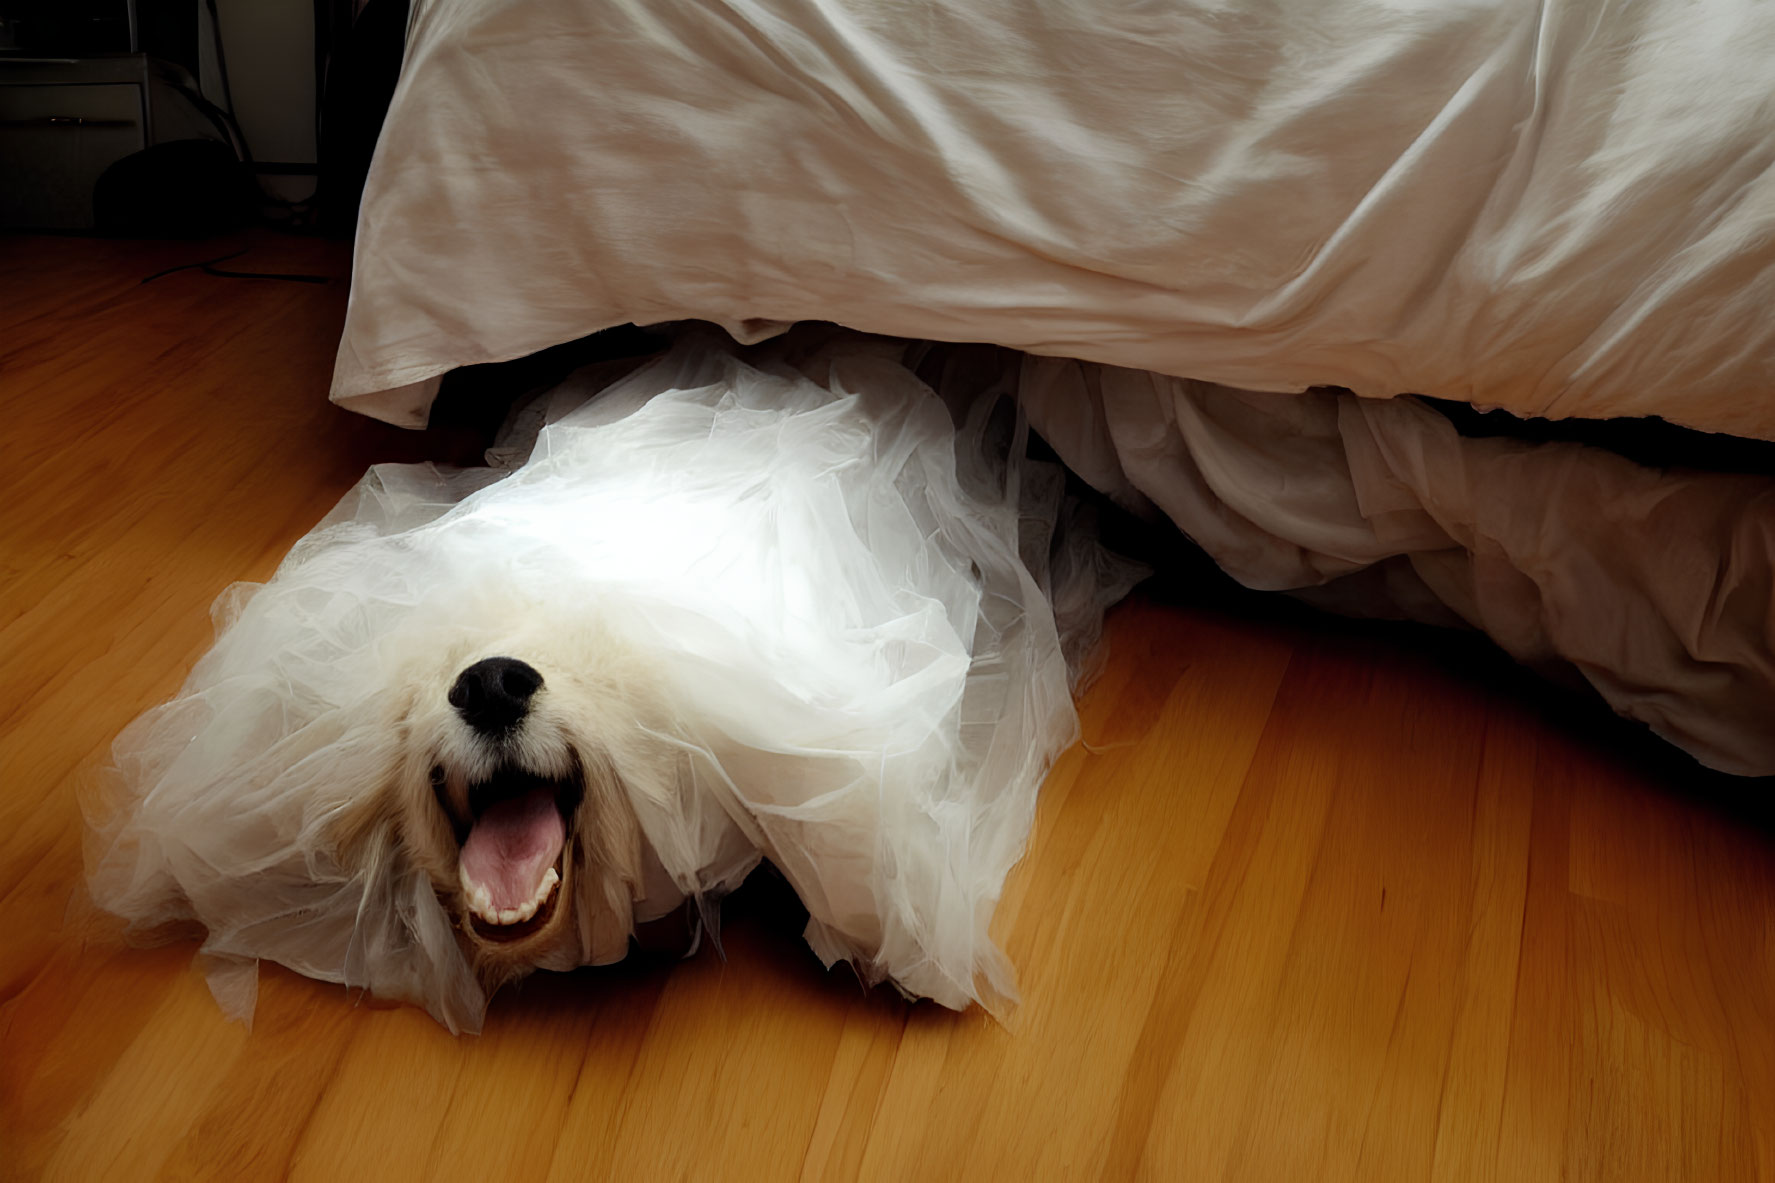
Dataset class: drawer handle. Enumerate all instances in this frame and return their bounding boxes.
[0,116,137,128]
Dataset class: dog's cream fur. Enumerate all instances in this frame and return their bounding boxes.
[333,611,678,997]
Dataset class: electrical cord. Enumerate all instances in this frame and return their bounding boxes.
[205,0,240,119]
[186,2,264,195]
[140,249,331,285]
[167,79,249,162]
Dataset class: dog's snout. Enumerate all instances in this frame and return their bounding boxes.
[449,657,543,735]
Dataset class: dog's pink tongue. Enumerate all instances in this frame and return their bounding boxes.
[460,789,565,910]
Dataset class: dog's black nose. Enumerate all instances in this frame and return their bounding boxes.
[449,657,543,735]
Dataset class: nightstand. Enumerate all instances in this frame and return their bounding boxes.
[1,53,217,229]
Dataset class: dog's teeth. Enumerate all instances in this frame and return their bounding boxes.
[459,864,488,909]
[460,862,560,928]
[459,866,501,923]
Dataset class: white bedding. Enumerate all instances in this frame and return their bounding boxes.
[336,0,1775,436]
[1016,361,1775,776]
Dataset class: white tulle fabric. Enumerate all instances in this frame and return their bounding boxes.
[87,333,1141,1031]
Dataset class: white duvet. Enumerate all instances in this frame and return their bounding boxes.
[1016,360,1775,776]
[336,0,1774,436]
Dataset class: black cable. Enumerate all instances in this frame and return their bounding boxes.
[315,0,347,149]
[204,0,240,118]
[180,1,256,182]
[141,249,330,285]
[201,264,329,283]
[167,80,249,163]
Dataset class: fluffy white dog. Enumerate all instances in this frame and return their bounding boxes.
[88,333,1139,1032]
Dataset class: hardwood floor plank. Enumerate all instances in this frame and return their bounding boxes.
[1427,713,1539,1183]
[3,234,1772,1181]
[38,970,251,1182]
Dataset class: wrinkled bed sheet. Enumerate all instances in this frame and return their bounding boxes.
[336,0,1774,436]
[1016,359,1775,776]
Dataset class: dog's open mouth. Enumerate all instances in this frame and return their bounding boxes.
[454,768,578,942]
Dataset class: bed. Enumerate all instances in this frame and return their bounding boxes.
[330,0,1775,774]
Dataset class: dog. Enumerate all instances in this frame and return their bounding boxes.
[332,624,678,1002]
[89,334,1139,1031]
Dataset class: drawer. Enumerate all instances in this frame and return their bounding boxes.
[0,82,146,228]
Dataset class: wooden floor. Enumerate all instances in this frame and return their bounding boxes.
[3,235,1773,1182]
